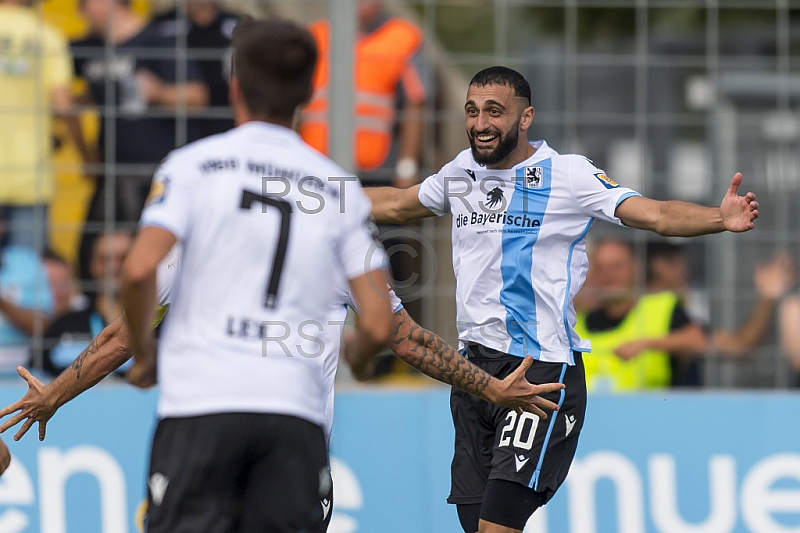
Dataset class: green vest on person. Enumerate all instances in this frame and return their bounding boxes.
[575,291,680,392]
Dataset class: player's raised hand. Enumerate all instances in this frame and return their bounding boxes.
[491,356,565,419]
[0,366,55,442]
[720,173,758,232]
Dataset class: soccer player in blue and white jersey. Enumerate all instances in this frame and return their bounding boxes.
[366,66,759,533]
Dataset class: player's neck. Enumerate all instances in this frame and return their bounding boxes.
[234,106,295,130]
[485,141,536,170]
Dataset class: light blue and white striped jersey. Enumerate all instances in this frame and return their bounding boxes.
[418,140,640,365]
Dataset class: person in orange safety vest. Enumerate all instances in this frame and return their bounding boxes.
[300,0,426,188]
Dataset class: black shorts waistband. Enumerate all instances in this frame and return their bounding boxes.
[465,342,582,364]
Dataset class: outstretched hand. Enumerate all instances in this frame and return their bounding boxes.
[720,173,758,232]
[0,366,56,442]
[492,356,565,419]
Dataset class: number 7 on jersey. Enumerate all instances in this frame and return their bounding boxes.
[240,190,293,309]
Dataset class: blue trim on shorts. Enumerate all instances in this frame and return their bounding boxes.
[530,363,568,490]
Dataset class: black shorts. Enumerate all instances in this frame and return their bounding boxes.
[146,412,328,533]
[448,344,587,505]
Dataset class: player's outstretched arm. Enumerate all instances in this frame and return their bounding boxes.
[388,309,563,418]
[616,173,758,237]
[344,269,394,375]
[122,227,177,389]
[0,315,130,441]
[364,184,436,224]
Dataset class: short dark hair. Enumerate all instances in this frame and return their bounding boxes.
[232,17,318,119]
[469,66,531,105]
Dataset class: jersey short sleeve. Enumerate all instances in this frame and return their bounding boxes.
[155,244,181,307]
[139,151,197,239]
[347,286,403,314]
[568,156,641,226]
[335,179,387,281]
[417,162,454,216]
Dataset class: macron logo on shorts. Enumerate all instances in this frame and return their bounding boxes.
[321,498,331,520]
[515,454,529,472]
[149,472,170,506]
[565,414,577,437]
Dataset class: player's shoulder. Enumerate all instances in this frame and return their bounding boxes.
[450,148,479,171]
[555,153,603,177]
[427,148,477,179]
[159,130,238,170]
[295,139,350,178]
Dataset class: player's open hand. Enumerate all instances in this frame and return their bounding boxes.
[490,356,565,419]
[0,366,56,442]
[720,173,758,232]
[342,329,376,381]
[127,358,157,389]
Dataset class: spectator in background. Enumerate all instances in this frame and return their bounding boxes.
[0,216,53,373]
[42,250,86,320]
[301,0,426,188]
[0,0,93,251]
[43,230,131,377]
[647,241,795,360]
[779,291,800,379]
[151,0,238,141]
[73,0,208,281]
[575,238,706,392]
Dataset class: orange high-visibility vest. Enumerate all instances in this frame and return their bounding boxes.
[300,18,423,171]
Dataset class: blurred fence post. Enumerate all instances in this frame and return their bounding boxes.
[328,0,356,173]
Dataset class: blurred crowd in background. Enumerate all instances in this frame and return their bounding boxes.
[1,0,799,389]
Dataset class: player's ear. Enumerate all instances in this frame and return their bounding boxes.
[520,105,535,131]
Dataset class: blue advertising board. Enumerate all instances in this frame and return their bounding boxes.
[0,383,797,533]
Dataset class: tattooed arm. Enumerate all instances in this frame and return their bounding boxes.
[388,308,564,418]
[0,315,131,441]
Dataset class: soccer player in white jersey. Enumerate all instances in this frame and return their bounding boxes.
[0,242,565,528]
[118,18,395,532]
[365,66,759,533]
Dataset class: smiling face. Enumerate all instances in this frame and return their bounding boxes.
[465,83,533,168]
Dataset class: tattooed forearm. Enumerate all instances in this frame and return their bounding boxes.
[390,310,493,400]
[70,338,99,380]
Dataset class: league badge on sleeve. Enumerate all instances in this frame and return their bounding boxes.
[524,166,543,188]
[146,176,170,206]
[593,172,619,189]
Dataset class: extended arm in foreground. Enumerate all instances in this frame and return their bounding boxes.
[388,308,563,418]
[0,315,130,441]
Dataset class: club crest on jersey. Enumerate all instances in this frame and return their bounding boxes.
[594,172,619,189]
[146,176,170,205]
[485,187,505,209]
[524,166,543,188]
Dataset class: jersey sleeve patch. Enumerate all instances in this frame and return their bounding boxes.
[593,172,619,189]
[146,176,170,206]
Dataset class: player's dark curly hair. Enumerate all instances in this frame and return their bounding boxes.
[469,66,531,105]
[232,17,318,119]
